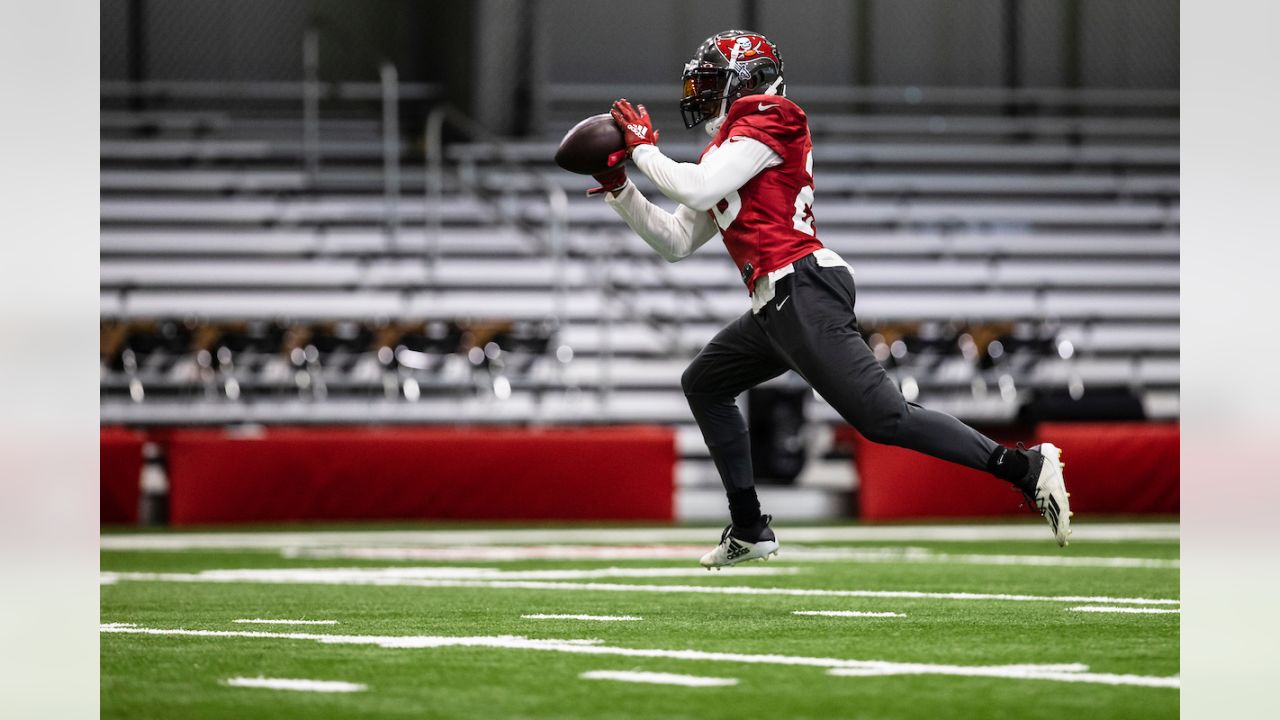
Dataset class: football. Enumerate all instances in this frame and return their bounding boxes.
[554,113,625,175]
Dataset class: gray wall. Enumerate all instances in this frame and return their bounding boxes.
[1079,0,1179,87]
[99,0,457,83]
[535,0,1178,89]
[101,0,1178,130]
[539,0,748,84]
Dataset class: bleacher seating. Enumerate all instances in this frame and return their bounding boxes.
[100,84,1180,463]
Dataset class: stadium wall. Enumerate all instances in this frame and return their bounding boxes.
[118,426,676,525]
[101,427,145,524]
[852,422,1180,519]
[101,423,1176,525]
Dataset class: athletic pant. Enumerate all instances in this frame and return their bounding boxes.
[682,253,999,493]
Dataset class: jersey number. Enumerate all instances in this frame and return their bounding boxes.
[711,191,741,232]
[710,151,815,235]
[792,152,816,236]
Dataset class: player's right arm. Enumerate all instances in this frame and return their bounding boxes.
[604,182,718,263]
[611,99,780,212]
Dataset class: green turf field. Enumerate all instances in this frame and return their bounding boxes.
[100,522,1179,719]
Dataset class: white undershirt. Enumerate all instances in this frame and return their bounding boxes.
[603,139,779,263]
[604,136,852,314]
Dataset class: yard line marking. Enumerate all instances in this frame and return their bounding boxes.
[793,610,905,618]
[100,570,1180,606]
[281,545,1179,569]
[101,625,1178,689]
[827,667,1178,688]
[98,566,794,584]
[824,663,1087,676]
[99,522,1180,550]
[782,547,1178,569]
[233,619,339,625]
[224,676,365,693]
[283,545,715,562]
[1069,606,1181,615]
[984,664,1089,673]
[523,614,642,621]
[580,670,737,687]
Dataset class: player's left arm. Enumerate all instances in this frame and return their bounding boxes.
[612,99,781,212]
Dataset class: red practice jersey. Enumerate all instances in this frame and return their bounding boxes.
[701,94,823,291]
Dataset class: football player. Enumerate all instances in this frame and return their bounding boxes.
[591,30,1071,567]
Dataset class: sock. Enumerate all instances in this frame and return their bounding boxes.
[986,446,1030,484]
[726,487,762,531]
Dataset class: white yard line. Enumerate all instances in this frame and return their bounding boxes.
[783,547,1178,569]
[792,610,906,618]
[523,614,642,622]
[282,545,716,562]
[1069,606,1182,615]
[281,545,1179,569]
[224,676,365,693]
[827,662,1089,676]
[580,670,737,687]
[101,625,1177,689]
[233,619,339,625]
[827,666,1178,688]
[100,523,1179,551]
[102,566,794,583]
[99,569,1180,606]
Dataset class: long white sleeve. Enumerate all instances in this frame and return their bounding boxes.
[603,180,719,263]
[631,138,781,212]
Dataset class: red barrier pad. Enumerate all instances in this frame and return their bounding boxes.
[101,427,144,525]
[165,426,676,525]
[855,422,1179,520]
[1034,422,1179,515]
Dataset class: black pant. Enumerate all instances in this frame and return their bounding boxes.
[682,253,999,492]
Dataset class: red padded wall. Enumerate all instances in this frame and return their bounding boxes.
[101,427,144,525]
[164,426,676,525]
[854,422,1178,520]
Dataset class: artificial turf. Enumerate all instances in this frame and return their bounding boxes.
[101,528,1179,719]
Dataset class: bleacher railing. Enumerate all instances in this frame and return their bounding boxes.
[424,105,599,409]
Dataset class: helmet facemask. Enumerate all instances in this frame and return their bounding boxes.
[679,68,732,129]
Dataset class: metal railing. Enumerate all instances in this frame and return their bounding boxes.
[300,25,404,244]
[423,105,590,410]
[424,105,569,308]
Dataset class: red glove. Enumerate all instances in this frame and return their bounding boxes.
[586,149,628,197]
[611,99,659,154]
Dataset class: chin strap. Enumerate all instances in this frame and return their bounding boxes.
[762,75,784,97]
[705,96,729,137]
[705,44,745,136]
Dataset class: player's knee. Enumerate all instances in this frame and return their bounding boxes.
[680,362,704,397]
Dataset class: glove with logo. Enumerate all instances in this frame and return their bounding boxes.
[586,149,629,197]
[610,99,659,154]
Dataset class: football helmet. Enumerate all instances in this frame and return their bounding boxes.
[680,30,784,130]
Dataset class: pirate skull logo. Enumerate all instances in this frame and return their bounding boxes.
[733,36,761,58]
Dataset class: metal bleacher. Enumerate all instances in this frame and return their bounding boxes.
[100,82,1179,504]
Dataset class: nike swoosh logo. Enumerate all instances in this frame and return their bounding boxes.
[758,103,779,112]
[775,296,791,311]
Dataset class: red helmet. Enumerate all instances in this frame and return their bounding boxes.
[679,30,785,129]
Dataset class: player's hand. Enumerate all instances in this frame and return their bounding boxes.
[586,149,628,197]
[611,99,659,154]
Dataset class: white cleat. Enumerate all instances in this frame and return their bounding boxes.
[699,515,780,569]
[1023,442,1072,547]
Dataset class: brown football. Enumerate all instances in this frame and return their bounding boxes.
[554,113,626,175]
